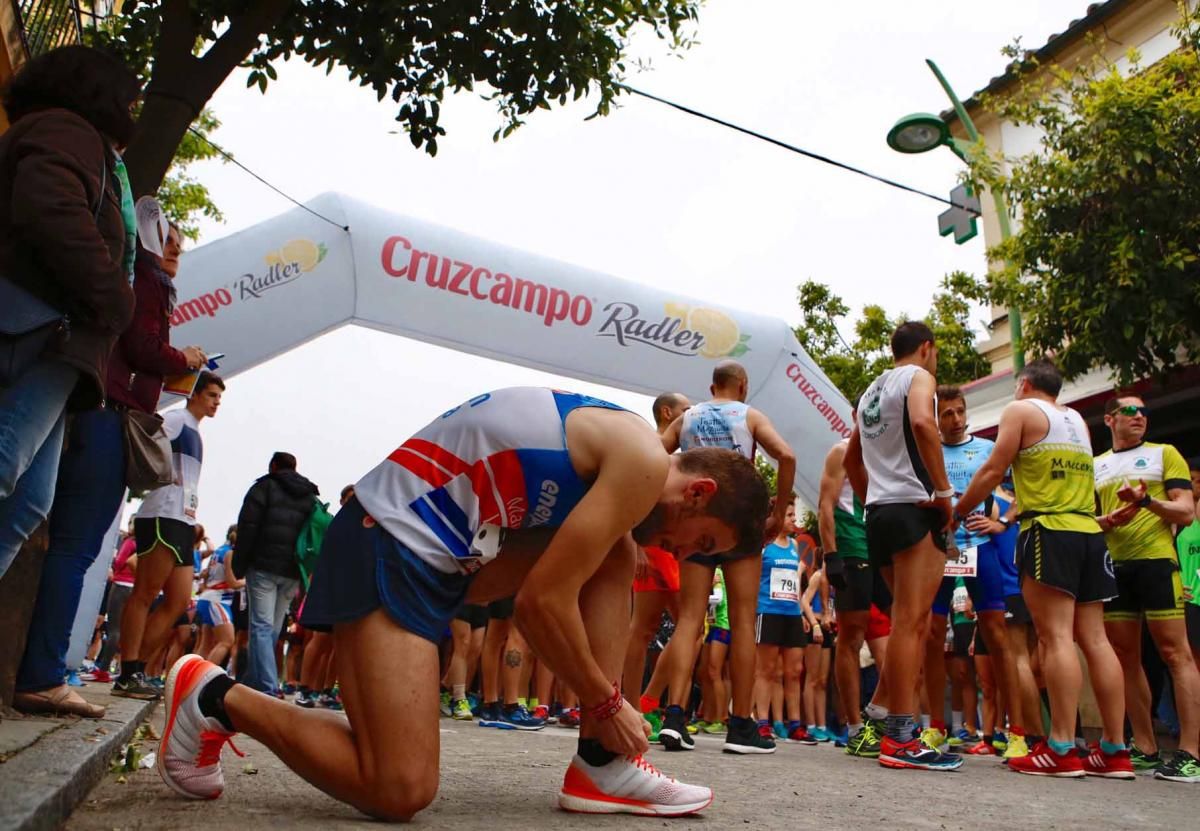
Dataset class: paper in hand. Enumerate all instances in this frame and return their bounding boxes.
[136,196,169,257]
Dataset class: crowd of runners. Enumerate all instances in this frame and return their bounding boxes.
[62,319,1197,821]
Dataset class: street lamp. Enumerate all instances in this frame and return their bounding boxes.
[886,59,1024,372]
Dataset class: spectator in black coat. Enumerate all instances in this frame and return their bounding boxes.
[234,452,318,695]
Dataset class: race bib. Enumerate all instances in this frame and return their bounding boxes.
[470,523,503,564]
[769,568,800,602]
[944,545,978,578]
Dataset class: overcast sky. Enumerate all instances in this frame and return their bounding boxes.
[160,1,1077,539]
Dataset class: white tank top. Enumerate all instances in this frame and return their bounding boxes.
[857,364,933,506]
[679,401,756,460]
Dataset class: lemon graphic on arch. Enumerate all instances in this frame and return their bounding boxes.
[688,307,742,359]
[280,239,323,272]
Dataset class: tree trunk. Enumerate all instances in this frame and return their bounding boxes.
[123,0,292,197]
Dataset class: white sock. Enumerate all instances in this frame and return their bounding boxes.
[921,714,932,729]
[849,722,864,736]
[865,702,888,721]
[951,711,963,732]
[807,723,817,731]
[452,684,466,701]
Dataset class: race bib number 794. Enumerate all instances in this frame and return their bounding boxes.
[769,568,800,603]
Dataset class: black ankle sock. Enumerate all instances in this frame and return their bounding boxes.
[197,674,237,731]
[120,660,145,681]
[577,738,618,767]
[504,702,519,715]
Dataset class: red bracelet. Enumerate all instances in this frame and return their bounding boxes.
[588,684,624,722]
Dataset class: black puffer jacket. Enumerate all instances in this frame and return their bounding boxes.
[232,470,319,580]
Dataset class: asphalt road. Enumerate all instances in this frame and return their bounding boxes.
[69,708,1200,830]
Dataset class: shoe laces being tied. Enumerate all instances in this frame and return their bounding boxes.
[629,754,674,781]
[197,730,245,767]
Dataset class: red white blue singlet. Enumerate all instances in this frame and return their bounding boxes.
[353,387,627,574]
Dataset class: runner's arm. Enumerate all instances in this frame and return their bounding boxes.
[515,435,667,710]
[801,571,822,634]
[660,415,682,453]
[907,370,950,495]
[844,428,868,503]
[750,409,796,527]
[817,443,846,554]
[958,402,1025,516]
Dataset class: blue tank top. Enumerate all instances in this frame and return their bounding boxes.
[942,437,996,548]
[757,539,802,616]
[993,492,1020,594]
[354,387,627,575]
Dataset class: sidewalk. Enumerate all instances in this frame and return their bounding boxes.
[0,683,156,831]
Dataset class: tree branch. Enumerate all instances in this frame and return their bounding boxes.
[197,0,293,99]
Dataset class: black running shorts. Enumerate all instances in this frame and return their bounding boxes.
[1186,604,1200,651]
[488,596,515,620]
[838,558,886,613]
[951,622,975,659]
[1103,558,1186,622]
[134,517,195,568]
[1005,592,1033,626]
[755,613,807,648]
[456,603,488,629]
[1016,525,1116,604]
[865,504,947,569]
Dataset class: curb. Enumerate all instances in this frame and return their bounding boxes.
[0,695,156,831]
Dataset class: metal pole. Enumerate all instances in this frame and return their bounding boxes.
[926,59,1025,372]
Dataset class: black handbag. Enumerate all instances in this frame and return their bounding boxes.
[0,154,107,387]
[123,408,174,495]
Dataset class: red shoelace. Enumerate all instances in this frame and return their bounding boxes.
[629,754,673,781]
[196,730,244,767]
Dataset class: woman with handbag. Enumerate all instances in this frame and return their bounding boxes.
[0,46,140,580]
[12,217,206,718]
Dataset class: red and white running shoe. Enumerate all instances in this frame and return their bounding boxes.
[158,654,242,799]
[1083,745,1136,779]
[558,754,713,816]
[964,740,996,756]
[1007,741,1085,778]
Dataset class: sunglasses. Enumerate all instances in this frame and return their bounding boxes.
[1113,404,1148,417]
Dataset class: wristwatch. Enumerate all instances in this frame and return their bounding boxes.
[1137,493,1152,508]
[997,516,1010,528]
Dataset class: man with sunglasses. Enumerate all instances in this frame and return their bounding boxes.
[1094,396,1199,782]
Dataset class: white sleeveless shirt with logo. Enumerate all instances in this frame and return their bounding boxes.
[856,364,933,506]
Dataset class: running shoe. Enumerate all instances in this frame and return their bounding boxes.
[532,704,550,721]
[919,726,949,753]
[879,736,963,771]
[319,691,343,711]
[558,754,713,816]
[948,728,977,747]
[1007,741,1085,778]
[702,720,727,735]
[1082,745,1135,779]
[439,691,452,717]
[158,655,243,799]
[643,710,662,742]
[500,704,546,731]
[773,721,789,741]
[113,672,162,700]
[991,731,1008,752]
[294,689,316,708]
[810,727,832,743]
[845,722,882,758]
[80,668,113,683]
[687,720,701,735]
[965,740,996,756]
[788,725,818,746]
[558,707,581,729]
[723,718,776,754]
[448,697,470,720]
[1002,733,1030,760]
[1130,745,1162,773]
[477,702,514,730]
[282,682,297,695]
[659,708,694,752]
[66,670,84,687]
[1154,751,1200,783]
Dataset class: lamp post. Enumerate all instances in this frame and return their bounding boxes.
[886,59,1024,372]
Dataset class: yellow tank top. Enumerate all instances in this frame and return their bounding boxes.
[1012,399,1100,534]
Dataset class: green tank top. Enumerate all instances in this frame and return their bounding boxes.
[713,567,729,629]
[1177,520,1200,608]
[1012,399,1100,534]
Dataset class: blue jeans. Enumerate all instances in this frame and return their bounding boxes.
[16,407,126,692]
[0,360,78,578]
[243,568,300,694]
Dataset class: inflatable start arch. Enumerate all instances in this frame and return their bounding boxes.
[168,192,851,506]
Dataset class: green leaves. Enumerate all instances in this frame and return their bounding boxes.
[965,7,1200,384]
[793,274,988,402]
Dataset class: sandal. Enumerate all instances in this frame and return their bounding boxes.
[13,684,106,719]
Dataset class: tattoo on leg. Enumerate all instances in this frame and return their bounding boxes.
[504,649,522,668]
